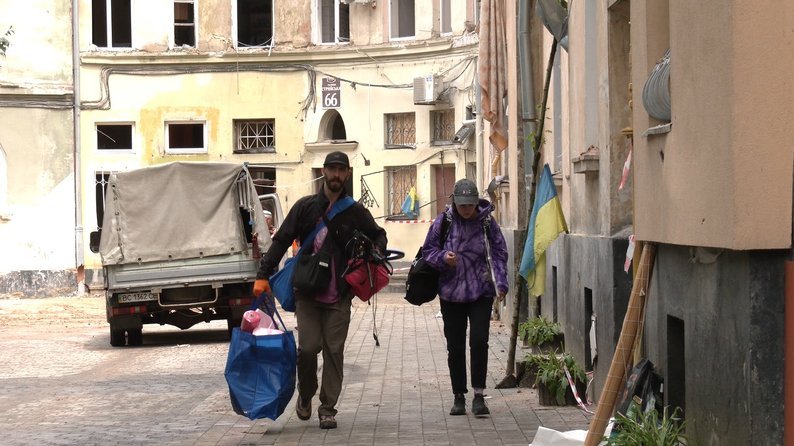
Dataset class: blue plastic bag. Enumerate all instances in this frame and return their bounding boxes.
[269,256,298,312]
[224,294,296,420]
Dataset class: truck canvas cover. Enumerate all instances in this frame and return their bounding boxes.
[99,162,270,266]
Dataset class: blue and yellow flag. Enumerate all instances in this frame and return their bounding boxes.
[519,164,568,296]
[400,186,418,218]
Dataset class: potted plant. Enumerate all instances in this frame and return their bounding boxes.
[534,352,587,406]
[518,316,564,353]
[516,353,545,388]
[605,403,688,445]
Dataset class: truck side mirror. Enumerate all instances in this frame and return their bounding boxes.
[89,230,101,253]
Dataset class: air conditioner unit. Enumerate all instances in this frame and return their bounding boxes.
[413,75,444,105]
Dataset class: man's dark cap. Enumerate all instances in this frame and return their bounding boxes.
[323,151,350,168]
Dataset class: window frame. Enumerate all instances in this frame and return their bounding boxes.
[96,122,135,152]
[233,119,276,154]
[384,112,416,149]
[316,0,350,45]
[389,0,416,41]
[440,0,452,35]
[385,165,418,220]
[233,0,275,48]
[430,109,456,146]
[165,121,208,154]
[91,0,133,49]
[172,0,197,48]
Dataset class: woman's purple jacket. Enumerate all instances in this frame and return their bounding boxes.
[421,199,509,303]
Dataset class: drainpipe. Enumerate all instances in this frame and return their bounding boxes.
[72,0,84,292]
[518,0,537,213]
[475,70,484,192]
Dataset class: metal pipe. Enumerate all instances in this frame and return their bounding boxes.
[518,0,537,214]
[72,0,84,292]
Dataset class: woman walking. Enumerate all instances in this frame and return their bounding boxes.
[421,179,509,416]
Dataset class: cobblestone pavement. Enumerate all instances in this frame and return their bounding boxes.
[0,293,593,445]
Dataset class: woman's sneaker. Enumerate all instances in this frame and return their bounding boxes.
[449,394,466,415]
[472,394,490,416]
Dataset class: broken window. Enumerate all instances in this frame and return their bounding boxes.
[91,0,132,48]
[248,166,276,195]
[96,123,133,151]
[389,0,415,39]
[234,119,276,153]
[319,0,350,43]
[385,165,417,217]
[440,0,451,34]
[431,109,455,145]
[174,0,196,47]
[237,0,274,47]
[384,112,416,148]
[166,122,206,153]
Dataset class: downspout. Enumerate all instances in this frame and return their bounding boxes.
[518,1,537,213]
[475,69,484,192]
[72,0,84,292]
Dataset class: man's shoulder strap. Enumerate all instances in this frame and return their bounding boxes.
[327,196,356,220]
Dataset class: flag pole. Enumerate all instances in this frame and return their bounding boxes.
[497,37,558,388]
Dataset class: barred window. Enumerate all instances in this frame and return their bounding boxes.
[384,112,416,149]
[234,119,276,153]
[386,165,417,218]
[431,109,455,145]
[94,172,114,230]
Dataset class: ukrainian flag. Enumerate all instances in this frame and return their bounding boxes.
[401,186,418,218]
[519,164,568,296]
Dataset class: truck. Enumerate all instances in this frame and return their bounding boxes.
[90,162,282,347]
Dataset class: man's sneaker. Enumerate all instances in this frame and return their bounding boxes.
[319,415,337,429]
[449,393,466,416]
[472,394,490,416]
[296,395,311,421]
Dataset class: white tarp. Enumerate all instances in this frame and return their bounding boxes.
[99,162,269,265]
[530,427,587,446]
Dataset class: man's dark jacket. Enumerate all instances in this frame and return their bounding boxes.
[257,189,387,296]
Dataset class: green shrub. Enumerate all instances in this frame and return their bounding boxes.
[534,352,585,405]
[518,316,561,346]
[605,404,688,445]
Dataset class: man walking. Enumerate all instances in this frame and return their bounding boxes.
[253,151,387,429]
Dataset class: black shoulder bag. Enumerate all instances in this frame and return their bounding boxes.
[404,214,451,306]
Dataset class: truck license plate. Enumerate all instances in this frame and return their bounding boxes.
[118,292,157,303]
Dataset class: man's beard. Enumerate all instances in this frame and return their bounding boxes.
[326,178,344,193]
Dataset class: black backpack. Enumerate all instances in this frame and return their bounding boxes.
[404,214,452,306]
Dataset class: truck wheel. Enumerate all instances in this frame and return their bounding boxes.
[110,327,126,347]
[127,328,143,346]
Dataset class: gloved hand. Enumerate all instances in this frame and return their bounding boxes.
[253,279,271,297]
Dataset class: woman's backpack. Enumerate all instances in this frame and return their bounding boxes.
[404,215,451,305]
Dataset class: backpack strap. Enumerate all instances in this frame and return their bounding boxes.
[439,212,452,246]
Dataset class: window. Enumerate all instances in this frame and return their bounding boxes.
[469,0,479,25]
[440,0,451,34]
[384,112,416,148]
[91,0,132,48]
[94,172,113,229]
[431,109,455,145]
[389,0,415,39]
[173,0,196,47]
[248,166,276,195]
[319,0,349,44]
[166,122,206,154]
[234,119,275,154]
[386,166,417,217]
[319,110,347,141]
[237,0,274,47]
[97,123,133,151]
